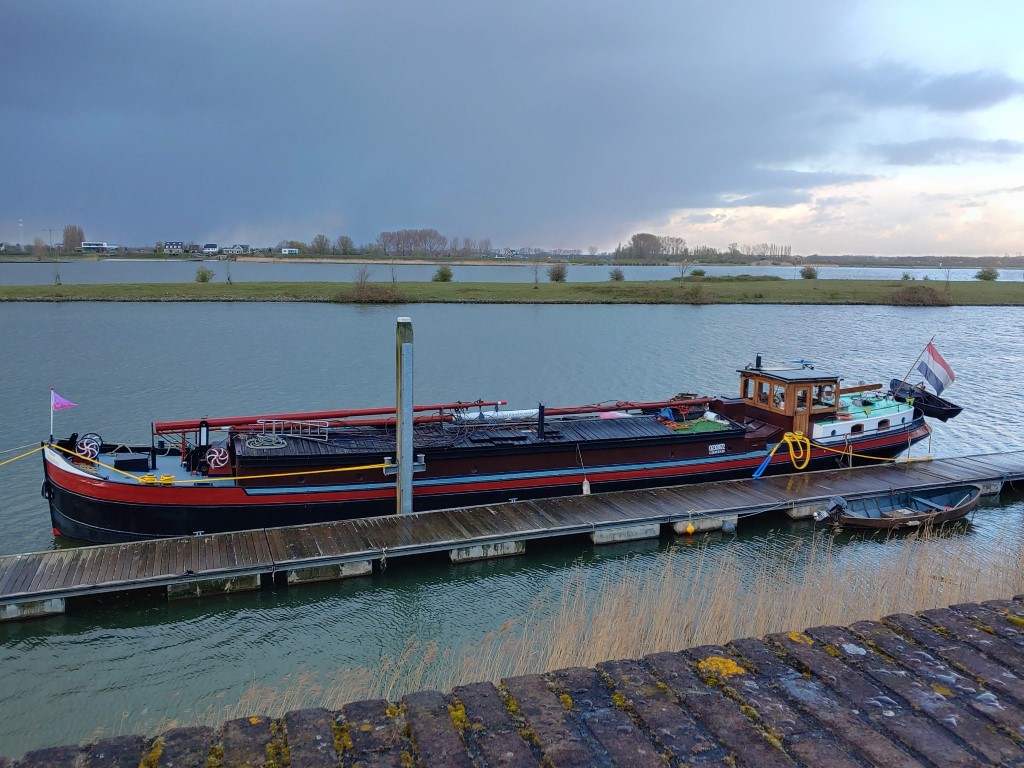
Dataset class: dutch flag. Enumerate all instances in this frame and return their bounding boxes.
[917,342,955,395]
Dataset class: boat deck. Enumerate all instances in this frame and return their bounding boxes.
[5,449,1024,623]
[234,412,738,461]
[820,393,911,425]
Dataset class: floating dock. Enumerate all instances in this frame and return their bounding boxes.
[2,449,1023,622]
[5,595,1024,766]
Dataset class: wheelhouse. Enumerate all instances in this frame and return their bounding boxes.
[739,367,839,435]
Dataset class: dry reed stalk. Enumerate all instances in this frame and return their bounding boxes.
[123,527,1024,737]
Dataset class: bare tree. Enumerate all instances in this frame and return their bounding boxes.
[588,246,598,257]
[335,235,355,255]
[310,234,331,254]
[33,237,47,260]
[62,224,85,253]
[354,265,372,286]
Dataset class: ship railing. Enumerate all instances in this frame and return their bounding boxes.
[257,419,330,441]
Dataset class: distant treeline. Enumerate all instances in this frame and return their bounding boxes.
[3,224,1019,269]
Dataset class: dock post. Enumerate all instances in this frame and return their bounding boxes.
[396,317,414,515]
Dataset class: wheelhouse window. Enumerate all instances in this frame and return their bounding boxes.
[795,388,808,411]
[810,382,837,411]
[757,380,770,405]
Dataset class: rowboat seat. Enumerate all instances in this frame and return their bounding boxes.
[881,508,918,519]
[909,495,947,511]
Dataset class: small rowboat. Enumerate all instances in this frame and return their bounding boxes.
[889,379,963,422]
[814,484,980,530]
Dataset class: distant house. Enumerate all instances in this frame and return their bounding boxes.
[227,244,249,255]
[81,242,116,253]
[202,243,219,255]
[164,241,184,255]
[281,247,300,255]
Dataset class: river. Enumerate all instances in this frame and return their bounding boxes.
[0,301,1022,756]
[1,260,1021,285]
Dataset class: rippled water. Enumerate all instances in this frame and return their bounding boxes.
[0,301,1022,756]
[1,260,1019,284]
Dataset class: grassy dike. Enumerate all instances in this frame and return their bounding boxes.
[0,276,1021,304]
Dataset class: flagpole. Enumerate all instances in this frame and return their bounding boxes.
[49,387,54,443]
[896,334,936,390]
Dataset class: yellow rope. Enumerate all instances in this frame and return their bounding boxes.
[0,444,44,468]
[47,443,388,485]
[781,432,812,469]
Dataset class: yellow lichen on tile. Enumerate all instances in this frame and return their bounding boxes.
[333,721,353,752]
[697,656,746,680]
[787,631,814,645]
[449,702,470,731]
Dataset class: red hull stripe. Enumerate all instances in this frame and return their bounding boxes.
[45,426,928,508]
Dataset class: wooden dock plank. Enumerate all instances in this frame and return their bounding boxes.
[95,548,118,585]
[60,550,91,592]
[4,451,1024,609]
[135,541,156,582]
[0,557,31,595]
[231,531,252,567]
[114,545,137,583]
[49,550,79,592]
[18,557,50,598]
[79,548,106,587]
[26,553,64,594]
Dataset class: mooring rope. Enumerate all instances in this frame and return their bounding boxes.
[0,444,44,468]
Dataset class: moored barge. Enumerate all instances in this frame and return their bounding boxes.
[43,357,940,543]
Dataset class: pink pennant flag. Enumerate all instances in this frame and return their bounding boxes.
[51,388,78,411]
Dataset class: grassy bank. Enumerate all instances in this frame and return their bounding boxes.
[1,276,1022,305]
[119,526,1024,736]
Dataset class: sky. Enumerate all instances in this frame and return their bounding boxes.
[2,1,1022,256]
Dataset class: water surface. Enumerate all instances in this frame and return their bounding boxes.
[0,301,1021,756]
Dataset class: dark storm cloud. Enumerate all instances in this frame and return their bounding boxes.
[870,137,1024,165]
[2,1,1021,247]
[827,63,1024,113]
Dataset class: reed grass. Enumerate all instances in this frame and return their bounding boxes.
[120,526,1023,738]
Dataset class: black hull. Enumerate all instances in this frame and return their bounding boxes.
[48,443,917,544]
[889,379,962,422]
